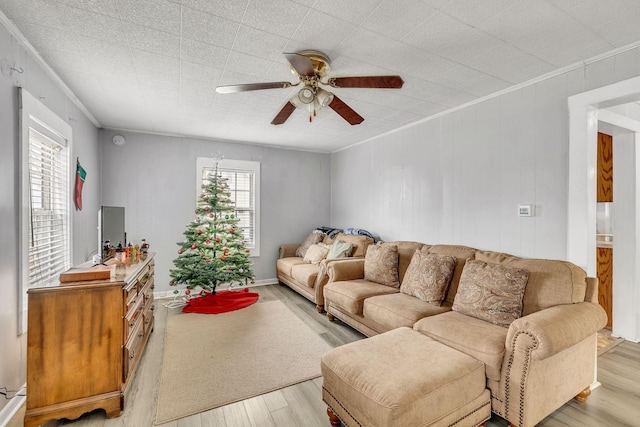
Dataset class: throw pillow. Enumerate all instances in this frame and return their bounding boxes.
[303,244,330,264]
[295,232,324,258]
[452,259,529,327]
[364,244,399,288]
[326,239,353,259]
[401,250,456,305]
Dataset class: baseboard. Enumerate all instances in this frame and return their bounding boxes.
[0,385,26,427]
[154,278,278,299]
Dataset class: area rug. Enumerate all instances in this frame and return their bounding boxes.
[155,300,332,424]
[181,288,260,314]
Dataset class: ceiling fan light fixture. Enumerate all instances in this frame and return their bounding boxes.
[298,86,315,104]
[316,87,334,108]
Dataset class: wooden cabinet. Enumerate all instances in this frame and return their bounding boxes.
[597,132,613,203]
[25,253,155,427]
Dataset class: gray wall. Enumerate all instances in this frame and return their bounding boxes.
[0,24,100,412]
[99,130,331,293]
[331,46,640,261]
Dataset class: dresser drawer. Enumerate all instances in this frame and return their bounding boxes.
[124,316,144,378]
[143,295,154,334]
[124,295,144,340]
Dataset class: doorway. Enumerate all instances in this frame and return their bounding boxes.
[569,78,640,342]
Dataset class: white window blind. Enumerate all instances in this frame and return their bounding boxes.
[196,158,260,256]
[19,88,73,335]
[28,128,71,288]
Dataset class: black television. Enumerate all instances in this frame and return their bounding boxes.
[98,206,125,261]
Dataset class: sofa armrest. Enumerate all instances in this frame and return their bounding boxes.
[584,276,599,303]
[279,244,299,258]
[327,258,365,282]
[507,302,607,360]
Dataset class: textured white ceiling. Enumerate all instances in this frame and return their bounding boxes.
[2,0,640,152]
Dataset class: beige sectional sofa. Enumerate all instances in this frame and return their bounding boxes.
[276,232,373,312]
[323,241,607,427]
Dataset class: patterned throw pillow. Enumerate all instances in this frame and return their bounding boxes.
[452,259,529,327]
[364,244,399,288]
[401,250,456,305]
[303,244,330,264]
[326,239,353,259]
[295,232,324,258]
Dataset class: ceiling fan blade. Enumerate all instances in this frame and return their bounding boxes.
[327,75,404,89]
[284,53,316,77]
[329,95,364,125]
[271,101,297,125]
[215,81,292,94]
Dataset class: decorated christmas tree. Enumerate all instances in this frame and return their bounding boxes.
[169,164,255,297]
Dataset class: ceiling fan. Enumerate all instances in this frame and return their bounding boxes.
[215,50,404,126]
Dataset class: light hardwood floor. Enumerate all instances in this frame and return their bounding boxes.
[9,284,640,427]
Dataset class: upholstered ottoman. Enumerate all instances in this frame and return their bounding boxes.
[321,327,491,427]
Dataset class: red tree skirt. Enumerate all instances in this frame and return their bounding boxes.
[182,288,260,314]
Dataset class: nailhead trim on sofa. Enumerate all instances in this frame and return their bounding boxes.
[504,330,539,427]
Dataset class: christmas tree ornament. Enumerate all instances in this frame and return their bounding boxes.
[197,229,202,235]
[178,249,183,254]
[185,289,191,295]
[191,244,197,249]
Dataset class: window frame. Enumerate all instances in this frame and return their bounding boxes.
[196,157,260,257]
[18,88,73,335]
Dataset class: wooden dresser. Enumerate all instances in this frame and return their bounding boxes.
[25,253,155,427]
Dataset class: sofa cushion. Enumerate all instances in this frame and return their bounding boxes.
[429,245,477,306]
[295,232,324,258]
[291,263,321,288]
[303,243,330,264]
[324,280,399,314]
[383,241,430,283]
[327,239,353,259]
[452,259,529,327]
[276,257,307,277]
[414,311,508,381]
[364,243,400,287]
[328,232,374,257]
[475,250,588,315]
[401,250,456,305]
[363,293,451,330]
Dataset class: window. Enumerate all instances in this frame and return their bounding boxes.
[196,158,260,256]
[19,88,73,334]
